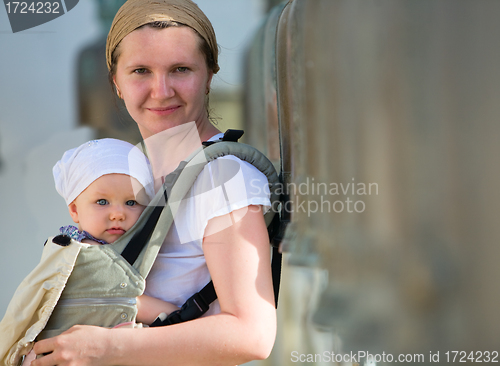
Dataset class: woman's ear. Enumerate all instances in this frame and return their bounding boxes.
[113,75,123,99]
[68,203,79,224]
[205,72,213,95]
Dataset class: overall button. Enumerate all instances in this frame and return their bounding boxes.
[52,235,71,246]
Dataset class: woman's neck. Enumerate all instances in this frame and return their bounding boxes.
[197,119,221,142]
[144,121,220,190]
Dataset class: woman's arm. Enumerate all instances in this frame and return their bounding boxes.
[32,206,276,366]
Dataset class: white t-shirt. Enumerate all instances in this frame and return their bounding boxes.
[144,134,271,315]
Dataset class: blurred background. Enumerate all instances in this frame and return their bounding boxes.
[2,1,500,365]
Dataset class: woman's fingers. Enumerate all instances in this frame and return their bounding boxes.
[21,350,37,366]
[31,325,113,366]
[30,327,81,366]
[30,347,57,366]
[32,339,55,361]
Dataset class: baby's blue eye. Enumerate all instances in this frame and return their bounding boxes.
[126,200,137,206]
[97,199,108,205]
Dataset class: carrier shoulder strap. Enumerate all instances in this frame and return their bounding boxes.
[121,129,281,275]
[149,130,285,327]
[113,130,283,326]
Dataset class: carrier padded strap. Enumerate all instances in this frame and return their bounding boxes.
[196,141,281,228]
[121,137,281,281]
[132,136,284,326]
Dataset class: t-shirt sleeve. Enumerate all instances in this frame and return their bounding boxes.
[171,155,270,244]
[204,155,271,220]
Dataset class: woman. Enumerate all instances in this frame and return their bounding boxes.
[31,0,277,365]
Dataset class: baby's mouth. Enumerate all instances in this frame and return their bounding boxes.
[107,228,126,235]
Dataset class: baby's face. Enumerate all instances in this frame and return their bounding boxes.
[69,174,148,243]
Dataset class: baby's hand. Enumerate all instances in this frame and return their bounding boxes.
[136,294,180,325]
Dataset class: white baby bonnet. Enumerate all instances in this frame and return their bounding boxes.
[53,138,154,205]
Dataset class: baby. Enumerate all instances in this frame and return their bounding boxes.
[0,138,177,366]
[52,138,178,324]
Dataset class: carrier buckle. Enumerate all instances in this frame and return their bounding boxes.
[150,292,211,327]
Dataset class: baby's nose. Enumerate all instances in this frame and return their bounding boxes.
[110,206,125,220]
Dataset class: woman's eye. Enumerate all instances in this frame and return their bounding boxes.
[125,200,137,206]
[96,199,108,205]
[134,68,148,74]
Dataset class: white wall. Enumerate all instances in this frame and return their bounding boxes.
[0,0,101,316]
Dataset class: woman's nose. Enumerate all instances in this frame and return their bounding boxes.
[151,74,175,100]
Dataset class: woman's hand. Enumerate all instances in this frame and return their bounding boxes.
[31,325,113,366]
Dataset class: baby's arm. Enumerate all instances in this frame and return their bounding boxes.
[136,295,179,325]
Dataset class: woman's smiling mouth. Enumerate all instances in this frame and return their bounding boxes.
[147,106,181,115]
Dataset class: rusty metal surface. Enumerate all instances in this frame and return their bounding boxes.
[243,3,283,167]
[246,0,500,363]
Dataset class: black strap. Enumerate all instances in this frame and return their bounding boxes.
[150,282,216,326]
[202,129,244,147]
[152,245,282,327]
[120,205,164,265]
[271,246,282,308]
[121,186,169,265]
[222,129,244,142]
[152,215,284,327]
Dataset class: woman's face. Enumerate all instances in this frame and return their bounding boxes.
[113,26,213,139]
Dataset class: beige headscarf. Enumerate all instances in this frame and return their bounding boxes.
[106,0,219,73]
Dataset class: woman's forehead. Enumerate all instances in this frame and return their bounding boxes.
[117,26,204,66]
[123,26,200,53]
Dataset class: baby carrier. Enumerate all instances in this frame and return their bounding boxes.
[0,130,286,366]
